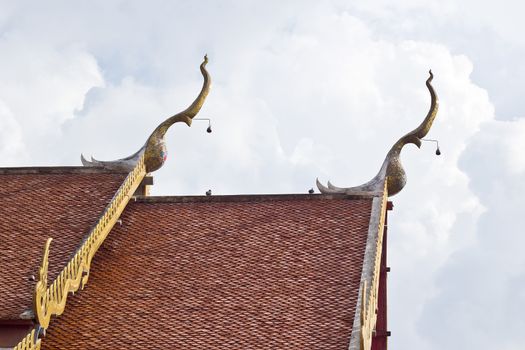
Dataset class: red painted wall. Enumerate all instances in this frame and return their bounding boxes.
[371,201,392,350]
[0,321,33,348]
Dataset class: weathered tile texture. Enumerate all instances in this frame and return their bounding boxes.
[0,171,127,320]
[43,196,372,349]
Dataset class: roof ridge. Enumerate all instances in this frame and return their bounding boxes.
[134,193,380,204]
[0,167,128,175]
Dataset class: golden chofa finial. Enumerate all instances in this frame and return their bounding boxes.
[81,55,211,173]
[317,70,439,197]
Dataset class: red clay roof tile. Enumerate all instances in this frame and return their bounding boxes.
[0,168,127,320]
[42,195,372,349]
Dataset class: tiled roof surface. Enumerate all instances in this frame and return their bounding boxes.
[42,195,372,349]
[0,168,127,320]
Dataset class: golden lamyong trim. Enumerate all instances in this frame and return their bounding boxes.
[32,154,146,330]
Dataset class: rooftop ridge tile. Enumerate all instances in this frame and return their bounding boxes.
[134,192,381,204]
[0,166,128,175]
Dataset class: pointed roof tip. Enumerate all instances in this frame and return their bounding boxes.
[316,178,342,194]
[81,54,212,173]
[427,69,434,82]
[315,178,325,191]
[317,70,438,197]
[80,154,91,166]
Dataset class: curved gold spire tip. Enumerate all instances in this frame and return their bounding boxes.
[317,70,439,197]
[81,55,211,173]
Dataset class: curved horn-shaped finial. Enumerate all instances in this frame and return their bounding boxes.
[395,70,438,147]
[317,70,438,197]
[81,55,211,173]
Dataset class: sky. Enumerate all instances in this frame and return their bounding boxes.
[1,1,524,348]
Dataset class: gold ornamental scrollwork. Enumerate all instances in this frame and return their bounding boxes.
[33,154,146,329]
[12,328,41,350]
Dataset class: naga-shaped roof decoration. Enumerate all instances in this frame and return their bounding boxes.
[317,70,438,197]
[81,55,211,173]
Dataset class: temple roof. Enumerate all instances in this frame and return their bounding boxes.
[2,58,434,349]
[41,194,373,349]
[0,167,127,320]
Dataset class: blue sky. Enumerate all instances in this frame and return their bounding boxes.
[1,1,524,348]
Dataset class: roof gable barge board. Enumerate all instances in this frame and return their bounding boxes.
[348,181,388,350]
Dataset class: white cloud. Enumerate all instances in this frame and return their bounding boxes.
[0,28,104,165]
[418,117,525,349]
[0,100,25,165]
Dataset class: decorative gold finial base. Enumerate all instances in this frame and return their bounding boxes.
[317,70,438,197]
[81,55,211,173]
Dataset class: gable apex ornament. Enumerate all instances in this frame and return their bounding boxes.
[317,70,438,197]
[81,55,211,173]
